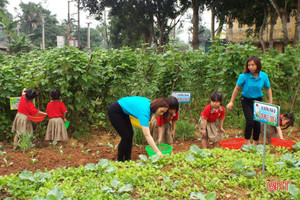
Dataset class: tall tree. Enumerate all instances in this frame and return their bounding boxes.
[269,0,297,49]
[294,0,300,44]
[81,0,189,50]
[19,2,64,48]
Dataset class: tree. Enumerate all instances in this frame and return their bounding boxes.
[19,2,64,48]
[0,11,32,53]
[268,0,297,49]
[81,0,189,50]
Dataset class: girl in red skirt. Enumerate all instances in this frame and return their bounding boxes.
[12,88,46,150]
[45,89,68,146]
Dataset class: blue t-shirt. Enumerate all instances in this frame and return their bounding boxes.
[118,96,151,127]
[236,71,270,99]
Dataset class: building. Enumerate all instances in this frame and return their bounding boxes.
[226,16,296,52]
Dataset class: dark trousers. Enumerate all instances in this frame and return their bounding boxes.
[107,101,134,161]
[241,96,262,141]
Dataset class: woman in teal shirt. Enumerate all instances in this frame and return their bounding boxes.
[108,96,169,161]
[226,56,272,145]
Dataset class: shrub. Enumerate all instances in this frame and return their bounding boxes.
[133,127,146,145]
[175,120,197,141]
[17,131,35,153]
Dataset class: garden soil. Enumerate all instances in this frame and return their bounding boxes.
[0,127,299,176]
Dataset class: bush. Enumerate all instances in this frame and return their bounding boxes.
[175,120,197,141]
[17,131,35,153]
[133,127,146,145]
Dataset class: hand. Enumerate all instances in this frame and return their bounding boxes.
[157,151,163,158]
[201,129,207,137]
[171,131,175,140]
[220,128,224,133]
[226,102,234,111]
[157,138,162,145]
[64,118,67,123]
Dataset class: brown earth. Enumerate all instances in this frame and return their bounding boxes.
[0,127,299,176]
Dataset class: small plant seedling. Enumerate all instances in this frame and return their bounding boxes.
[30,159,38,165]
[81,149,91,154]
[28,151,37,158]
[0,150,6,156]
[2,158,13,167]
[80,145,84,149]
[67,154,71,160]
[52,141,57,146]
[72,143,76,148]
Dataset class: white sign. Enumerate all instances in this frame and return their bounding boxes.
[171,92,191,103]
[253,101,280,127]
[57,36,65,48]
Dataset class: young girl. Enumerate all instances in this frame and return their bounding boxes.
[11,88,46,151]
[45,89,68,146]
[226,56,272,145]
[150,96,179,145]
[261,113,295,144]
[199,91,225,149]
[108,96,169,161]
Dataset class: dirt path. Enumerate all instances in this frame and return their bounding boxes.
[0,127,299,176]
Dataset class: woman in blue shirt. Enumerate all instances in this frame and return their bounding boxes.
[108,96,169,161]
[226,56,272,145]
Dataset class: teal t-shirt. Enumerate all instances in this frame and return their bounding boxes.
[236,71,270,99]
[118,96,151,127]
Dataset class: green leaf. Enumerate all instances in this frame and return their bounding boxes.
[118,184,133,193]
[190,145,201,154]
[19,171,35,182]
[46,187,64,200]
[85,163,97,171]
[186,154,195,162]
[288,184,300,198]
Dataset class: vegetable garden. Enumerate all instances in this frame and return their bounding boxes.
[0,41,299,199]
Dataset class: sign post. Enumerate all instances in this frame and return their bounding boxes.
[253,101,280,175]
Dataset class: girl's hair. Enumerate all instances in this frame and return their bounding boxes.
[210,91,223,102]
[168,96,179,112]
[150,97,169,113]
[49,89,61,100]
[25,89,38,100]
[162,96,179,120]
[243,56,262,73]
[281,113,295,130]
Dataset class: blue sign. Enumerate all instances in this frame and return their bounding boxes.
[171,92,191,103]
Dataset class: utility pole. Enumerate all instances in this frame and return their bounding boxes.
[87,22,91,53]
[41,14,46,50]
[67,1,71,46]
[77,0,80,49]
[17,23,20,37]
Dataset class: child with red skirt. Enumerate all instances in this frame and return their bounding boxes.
[11,88,46,150]
[199,91,225,149]
[45,89,68,146]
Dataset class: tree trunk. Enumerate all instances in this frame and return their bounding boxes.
[294,0,300,44]
[215,16,225,36]
[269,0,289,50]
[149,15,158,48]
[192,0,200,50]
[259,8,268,53]
[290,82,300,113]
[269,11,278,49]
[211,8,215,40]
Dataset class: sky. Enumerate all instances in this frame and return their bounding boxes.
[6,0,215,43]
